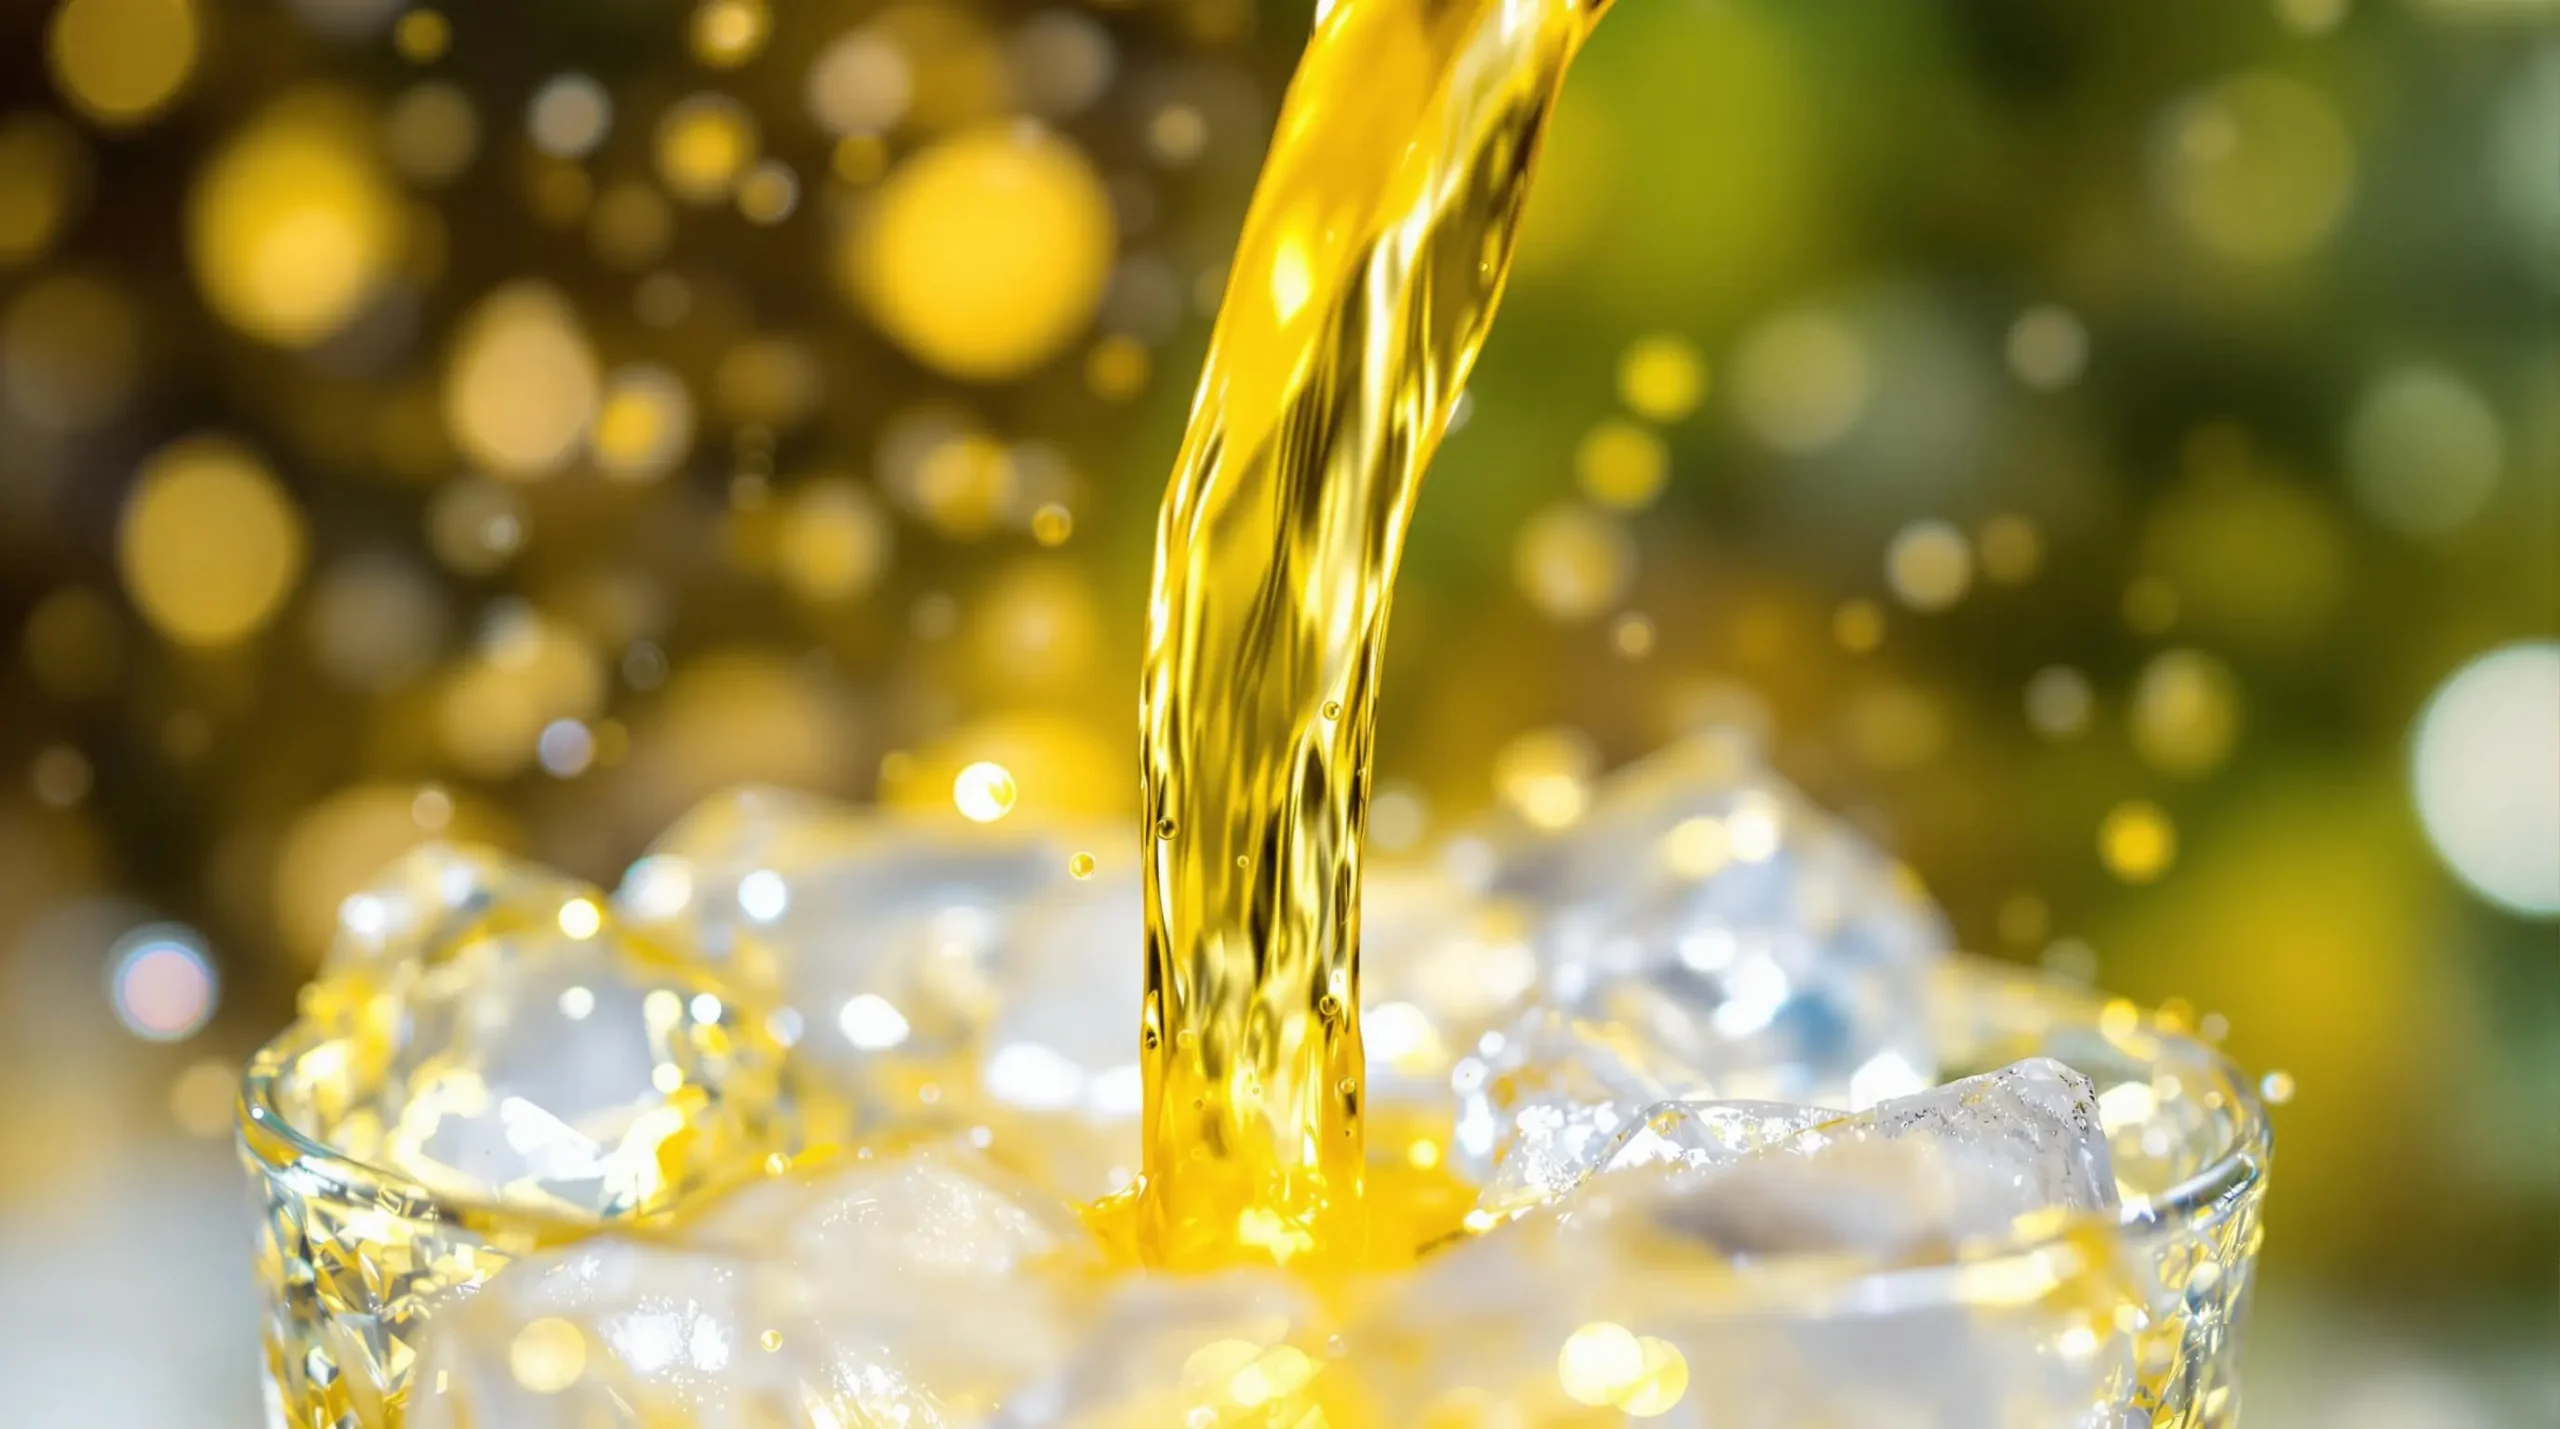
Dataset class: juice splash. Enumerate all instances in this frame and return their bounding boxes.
[1137,0,1610,1269]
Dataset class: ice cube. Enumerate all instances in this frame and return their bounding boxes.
[1789,1055,2119,1235]
[705,1144,1100,1410]
[411,1144,1101,1427]
[974,855,1147,1199]
[1340,1220,1627,1425]
[617,787,1072,1126]
[406,1239,768,1427]
[692,1142,1099,1281]
[1358,866,1542,1103]
[1503,733,1947,1109]
[990,1270,1333,1429]
[326,913,792,1220]
[1616,1058,2120,1260]
[1596,1098,1843,1178]
[1452,1007,1714,1216]
[1348,1073,2136,1429]
[305,842,593,1020]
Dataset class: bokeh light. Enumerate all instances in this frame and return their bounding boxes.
[508,1317,587,1395]
[2345,366,2504,539]
[1734,308,1870,454]
[1010,10,1116,120]
[1616,333,1706,422]
[425,478,527,575]
[1574,419,1670,511]
[392,8,448,63]
[847,123,1114,380]
[0,112,90,267]
[383,81,478,186]
[443,281,602,478]
[809,28,914,136]
[1557,1320,1645,1409]
[2157,72,2355,264]
[1975,514,2043,586]
[117,436,308,650]
[526,74,611,158]
[48,0,200,128]
[168,1058,239,1139]
[304,553,447,692]
[655,92,759,205]
[186,92,401,348]
[974,560,1099,692]
[1494,725,1599,831]
[590,364,697,482]
[775,478,894,603]
[953,761,1020,823]
[436,607,608,780]
[2131,648,2243,779]
[1514,501,1635,621]
[689,0,771,69]
[21,586,127,702]
[106,926,218,1042]
[2005,304,2089,391]
[2410,642,2560,917]
[1884,520,1973,613]
[2026,665,2095,739]
[865,5,1011,132]
[2100,800,2178,884]
[2,271,141,433]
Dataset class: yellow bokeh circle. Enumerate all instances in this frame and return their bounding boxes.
[1513,500,1636,622]
[187,94,400,347]
[656,93,759,206]
[848,123,1115,381]
[50,0,200,128]
[1617,334,1706,423]
[443,281,601,478]
[0,113,89,268]
[2159,72,2355,265]
[118,435,307,649]
[1575,418,1670,511]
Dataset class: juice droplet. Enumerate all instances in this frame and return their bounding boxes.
[1322,700,1343,720]
[759,1330,784,1352]
[1069,851,1097,879]
[1155,816,1178,839]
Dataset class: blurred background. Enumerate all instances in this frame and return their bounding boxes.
[0,0,2552,1422]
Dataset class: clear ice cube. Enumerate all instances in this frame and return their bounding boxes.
[1594,1058,2120,1261]
[1358,866,1542,1103]
[1502,733,1948,1109]
[974,856,1148,1199]
[328,913,792,1220]
[691,1142,1098,1281]
[1596,1098,1843,1178]
[406,1239,766,1427]
[411,1144,1101,1427]
[617,787,1070,1126]
[1452,1007,1714,1216]
[990,1270,1331,1429]
[308,842,592,1015]
[1348,1064,2135,1427]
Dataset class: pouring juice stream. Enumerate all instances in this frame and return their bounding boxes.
[1135,0,1610,1270]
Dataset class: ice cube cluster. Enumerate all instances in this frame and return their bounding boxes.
[289,735,2145,1426]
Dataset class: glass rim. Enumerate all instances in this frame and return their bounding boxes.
[237,952,2272,1292]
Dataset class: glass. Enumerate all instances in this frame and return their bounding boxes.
[240,955,2266,1428]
